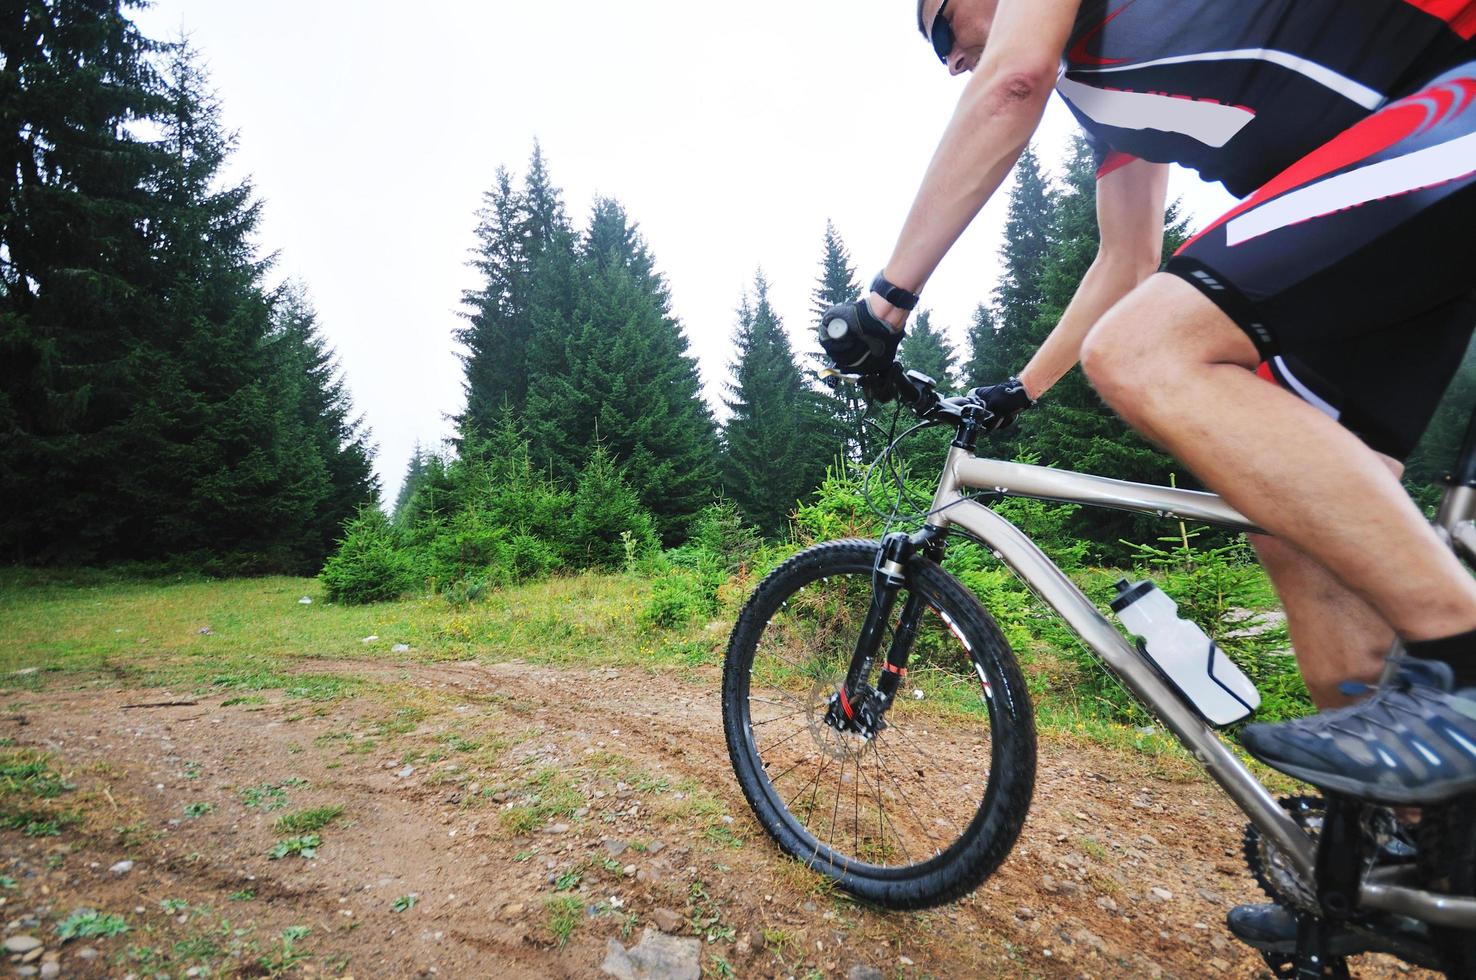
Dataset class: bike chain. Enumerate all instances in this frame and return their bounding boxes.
[1243,794,1325,915]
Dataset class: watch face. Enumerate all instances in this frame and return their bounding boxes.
[826,317,849,339]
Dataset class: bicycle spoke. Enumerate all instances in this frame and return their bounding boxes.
[757,723,807,756]
[785,749,833,824]
[764,749,815,788]
[856,743,913,866]
[827,738,845,850]
[883,723,966,841]
[748,706,809,728]
[874,732,947,854]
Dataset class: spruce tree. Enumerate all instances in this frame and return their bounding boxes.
[393,443,430,522]
[1,23,376,570]
[1020,136,1185,560]
[269,284,378,560]
[457,167,529,431]
[988,144,1057,375]
[0,0,168,561]
[524,197,718,541]
[458,143,580,436]
[808,221,871,462]
[721,273,827,536]
[961,302,1000,389]
[899,311,958,394]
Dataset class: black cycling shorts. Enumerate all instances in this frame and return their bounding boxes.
[1167,58,1476,461]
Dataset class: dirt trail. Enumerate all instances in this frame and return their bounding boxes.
[0,659,1433,979]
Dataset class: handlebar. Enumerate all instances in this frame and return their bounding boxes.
[819,361,994,430]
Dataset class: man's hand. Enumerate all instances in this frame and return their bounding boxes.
[970,377,1036,431]
[818,300,904,376]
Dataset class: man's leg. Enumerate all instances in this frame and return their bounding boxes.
[1082,273,1476,805]
[1247,439,1405,710]
[1079,273,1476,650]
[1250,532,1394,709]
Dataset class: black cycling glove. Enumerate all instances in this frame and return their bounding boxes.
[970,377,1036,431]
[818,300,904,376]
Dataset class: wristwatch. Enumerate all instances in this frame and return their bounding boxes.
[869,271,921,312]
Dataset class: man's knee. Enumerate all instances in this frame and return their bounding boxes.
[1079,316,1137,405]
[1082,273,1260,412]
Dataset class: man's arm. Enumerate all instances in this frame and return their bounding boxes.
[869,0,1084,328]
[1016,158,1170,400]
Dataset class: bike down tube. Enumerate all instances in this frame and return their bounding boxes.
[928,451,1316,882]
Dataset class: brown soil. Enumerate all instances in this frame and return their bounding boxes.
[0,660,1436,979]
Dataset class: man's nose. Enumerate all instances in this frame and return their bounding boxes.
[948,51,970,75]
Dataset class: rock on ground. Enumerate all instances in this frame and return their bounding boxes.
[601,927,701,980]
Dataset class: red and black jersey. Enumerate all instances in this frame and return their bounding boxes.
[1058,0,1476,194]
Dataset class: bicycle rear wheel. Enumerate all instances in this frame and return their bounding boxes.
[722,538,1035,909]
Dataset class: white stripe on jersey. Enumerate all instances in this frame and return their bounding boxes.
[1057,76,1255,147]
[1072,49,1385,110]
[1226,130,1476,245]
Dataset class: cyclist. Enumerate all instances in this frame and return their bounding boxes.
[819,0,1476,954]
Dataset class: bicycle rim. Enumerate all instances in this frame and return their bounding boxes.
[734,555,1004,875]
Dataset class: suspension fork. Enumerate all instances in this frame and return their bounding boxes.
[839,529,948,714]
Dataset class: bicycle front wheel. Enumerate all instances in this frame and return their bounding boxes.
[722,538,1036,909]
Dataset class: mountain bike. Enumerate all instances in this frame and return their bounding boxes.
[720,363,1476,978]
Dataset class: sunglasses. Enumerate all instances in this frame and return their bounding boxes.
[930,0,956,63]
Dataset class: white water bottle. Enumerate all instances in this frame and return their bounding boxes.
[1110,579,1261,727]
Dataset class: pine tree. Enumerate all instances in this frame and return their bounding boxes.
[269,284,379,560]
[808,221,871,462]
[0,0,169,561]
[523,197,718,541]
[899,311,958,394]
[989,144,1057,374]
[811,220,861,321]
[457,143,581,437]
[393,443,430,522]
[961,302,1000,389]
[568,443,659,568]
[141,40,313,569]
[457,167,529,431]
[721,273,828,536]
[0,23,373,571]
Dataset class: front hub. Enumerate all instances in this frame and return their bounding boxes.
[823,683,888,740]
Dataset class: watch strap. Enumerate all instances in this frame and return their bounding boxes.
[869,271,921,311]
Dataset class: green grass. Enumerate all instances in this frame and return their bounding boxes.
[0,563,1297,773]
[543,896,583,948]
[55,908,129,939]
[499,766,586,836]
[238,778,307,811]
[272,805,343,834]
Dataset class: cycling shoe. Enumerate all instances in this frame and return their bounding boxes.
[1227,903,1441,968]
[1240,658,1476,805]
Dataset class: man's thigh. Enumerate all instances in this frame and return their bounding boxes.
[1163,57,1476,459]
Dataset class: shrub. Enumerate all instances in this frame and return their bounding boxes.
[793,465,883,543]
[320,507,416,605]
[640,569,715,629]
[567,446,659,569]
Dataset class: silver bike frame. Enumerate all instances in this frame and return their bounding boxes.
[926,447,1476,928]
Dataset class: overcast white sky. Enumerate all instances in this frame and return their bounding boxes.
[132,1,1238,503]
